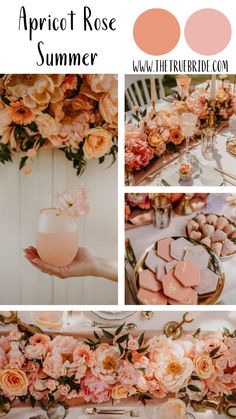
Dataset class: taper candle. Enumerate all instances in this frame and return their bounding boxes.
[210,74,216,100]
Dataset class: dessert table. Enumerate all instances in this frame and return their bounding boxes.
[1,310,235,418]
[125,100,236,186]
[125,194,236,305]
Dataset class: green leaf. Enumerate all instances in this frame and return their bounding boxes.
[191,375,199,381]
[223,327,230,336]
[19,156,28,170]
[1,95,10,106]
[116,334,129,344]
[210,346,220,358]
[29,395,36,408]
[128,353,133,363]
[115,323,125,336]
[0,143,12,164]
[178,387,186,393]
[131,113,140,122]
[137,346,148,353]
[93,331,100,340]
[182,395,190,406]
[193,328,201,338]
[99,156,105,164]
[102,329,114,339]
[232,329,236,338]
[187,384,201,392]
[118,344,124,355]
[138,332,145,347]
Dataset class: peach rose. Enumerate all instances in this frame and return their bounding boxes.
[83,127,113,160]
[194,355,214,379]
[0,368,28,396]
[112,384,136,400]
[86,74,117,94]
[36,113,60,138]
[148,132,162,147]
[99,93,118,127]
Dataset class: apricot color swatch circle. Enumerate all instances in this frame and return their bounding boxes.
[185,9,231,55]
[133,9,180,55]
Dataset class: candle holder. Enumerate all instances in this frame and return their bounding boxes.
[163,312,194,340]
[0,311,18,325]
[151,99,156,113]
[201,126,216,160]
[172,194,194,216]
[208,99,216,128]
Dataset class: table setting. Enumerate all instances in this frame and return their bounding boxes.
[125,75,236,186]
[125,193,236,305]
[0,310,236,418]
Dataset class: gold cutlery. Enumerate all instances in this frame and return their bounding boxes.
[214,167,236,182]
[88,320,137,330]
[85,407,140,416]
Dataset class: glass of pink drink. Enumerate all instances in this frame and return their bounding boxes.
[36,208,78,267]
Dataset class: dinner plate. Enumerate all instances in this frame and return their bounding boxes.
[186,213,236,259]
[134,236,225,305]
[160,162,223,186]
[93,311,136,320]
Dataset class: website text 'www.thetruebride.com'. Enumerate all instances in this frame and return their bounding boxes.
[132,59,229,73]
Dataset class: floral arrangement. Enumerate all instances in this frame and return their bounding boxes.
[0,74,118,174]
[125,77,236,173]
[0,323,235,416]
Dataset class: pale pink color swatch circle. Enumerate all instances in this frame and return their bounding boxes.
[185,9,231,55]
[133,9,180,55]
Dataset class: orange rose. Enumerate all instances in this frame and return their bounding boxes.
[99,93,118,127]
[194,355,214,379]
[83,127,113,160]
[0,369,28,396]
[148,132,162,147]
[112,384,135,400]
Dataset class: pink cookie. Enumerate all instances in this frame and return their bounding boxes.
[171,237,193,261]
[145,251,164,272]
[195,268,219,295]
[137,288,168,305]
[168,289,198,305]
[162,272,192,303]
[182,288,198,305]
[174,261,201,287]
[184,245,210,269]
[157,238,173,262]
[139,269,162,292]
[156,261,166,281]
[165,260,178,273]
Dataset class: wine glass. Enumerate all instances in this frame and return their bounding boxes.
[179,112,198,162]
[36,208,78,267]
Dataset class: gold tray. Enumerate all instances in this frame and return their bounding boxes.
[134,236,225,305]
[186,213,236,259]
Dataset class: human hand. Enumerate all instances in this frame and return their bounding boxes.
[24,247,117,282]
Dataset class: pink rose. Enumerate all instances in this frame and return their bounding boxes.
[48,335,77,356]
[81,371,112,403]
[45,379,58,392]
[58,383,70,397]
[86,74,117,95]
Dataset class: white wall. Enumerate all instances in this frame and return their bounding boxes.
[0,150,118,305]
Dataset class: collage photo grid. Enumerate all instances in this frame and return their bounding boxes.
[1,2,236,419]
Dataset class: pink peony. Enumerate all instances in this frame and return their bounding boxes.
[117,363,138,385]
[43,353,67,379]
[91,343,120,384]
[81,370,112,403]
[125,138,153,171]
[126,194,150,210]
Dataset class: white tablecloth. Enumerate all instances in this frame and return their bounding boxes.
[126,194,236,305]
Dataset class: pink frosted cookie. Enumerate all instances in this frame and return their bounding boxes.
[157,238,173,262]
[195,214,207,225]
[170,237,193,261]
[137,288,167,305]
[156,261,166,281]
[211,230,227,243]
[216,216,228,231]
[206,214,218,225]
[184,245,210,269]
[187,220,199,235]
[221,239,236,257]
[182,288,198,305]
[211,242,222,257]
[139,269,162,293]
[224,224,236,238]
[189,231,202,241]
[162,272,192,303]
[165,260,178,273]
[195,268,219,295]
[201,237,211,248]
[145,250,165,272]
[174,261,201,287]
[202,224,215,237]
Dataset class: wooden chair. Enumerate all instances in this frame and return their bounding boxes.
[125,75,165,110]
